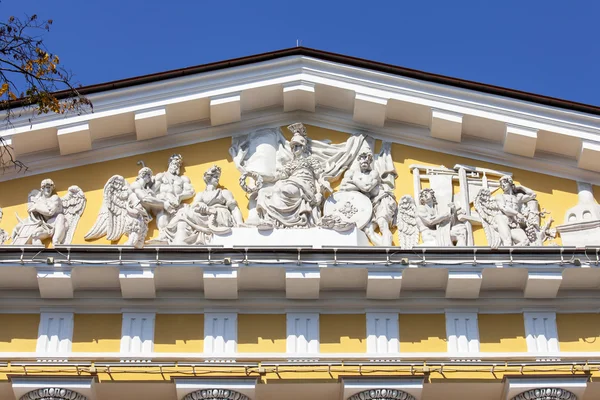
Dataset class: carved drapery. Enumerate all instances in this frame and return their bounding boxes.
[19,387,88,400]
[182,388,250,400]
[511,388,577,400]
[347,388,416,400]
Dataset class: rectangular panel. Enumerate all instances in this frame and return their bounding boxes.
[524,312,559,353]
[120,313,155,354]
[286,313,319,354]
[204,313,237,354]
[445,312,479,353]
[36,312,73,354]
[367,313,399,353]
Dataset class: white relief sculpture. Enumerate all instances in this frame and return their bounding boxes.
[162,165,244,245]
[396,194,419,249]
[473,177,554,248]
[330,148,398,246]
[230,124,368,228]
[0,208,8,245]
[85,168,155,248]
[557,182,600,246]
[12,179,86,245]
[151,154,196,239]
[253,123,327,228]
[416,188,470,246]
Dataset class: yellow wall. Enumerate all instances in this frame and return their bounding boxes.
[557,313,600,351]
[154,314,204,352]
[0,314,38,352]
[72,314,121,352]
[479,314,527,352]
[399,314,446,352]
[0,125,579,247]
[320,314,366,353]
[238,314,286,353]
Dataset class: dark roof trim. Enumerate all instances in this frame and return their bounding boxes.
[19,47,600,116]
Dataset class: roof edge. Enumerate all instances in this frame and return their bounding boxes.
[8,46,600,116]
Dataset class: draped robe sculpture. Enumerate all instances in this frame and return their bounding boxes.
[164,165,244,245]
[230,123,369,229]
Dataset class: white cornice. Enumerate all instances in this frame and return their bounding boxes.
[2,55,600,182]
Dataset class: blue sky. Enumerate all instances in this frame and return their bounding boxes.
[4,0,600,105]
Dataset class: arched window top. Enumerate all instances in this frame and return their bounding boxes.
[511,388,577,400]
[20,388,88,400]
[347,388,416,400]
[182,388,250,400]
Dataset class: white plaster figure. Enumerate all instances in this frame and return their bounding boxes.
[151,154,195,239]
[416,188,469,247]
[230,124,369,227]
[12,179,86,245]
[556,182,600,246]
[337,150,398,245]
[0,208,8,245]
[253,123,329,228]
[85,168,154,248]
[396,194,419,249]
[163,165,244,245]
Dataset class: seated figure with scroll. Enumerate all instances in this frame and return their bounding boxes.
[254,123,328,228]
[337,151,397,246]
[164,165,244,245]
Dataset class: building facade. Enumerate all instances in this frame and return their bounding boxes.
[0,48,599,399]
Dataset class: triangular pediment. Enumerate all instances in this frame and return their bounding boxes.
[0,49,598,250]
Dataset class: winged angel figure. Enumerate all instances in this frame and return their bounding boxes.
[12,179,86,245]
[85,175,151,248]
[396,194,419,249]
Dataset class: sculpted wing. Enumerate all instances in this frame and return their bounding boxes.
[61,186,87,244]
[473,189,502,249]
[396,195,419,249]
[84,175,130,242]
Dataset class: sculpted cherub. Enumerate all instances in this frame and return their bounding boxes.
[85,167,156,248]
[12,179,86,245]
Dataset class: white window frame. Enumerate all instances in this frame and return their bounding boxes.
[445,312,480,354]
[204,312,237,354]
[286,312,319,354]
[36,312,74,354]
[524,312,559,353]
[120,312,155,354]
[366,312,399,354]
